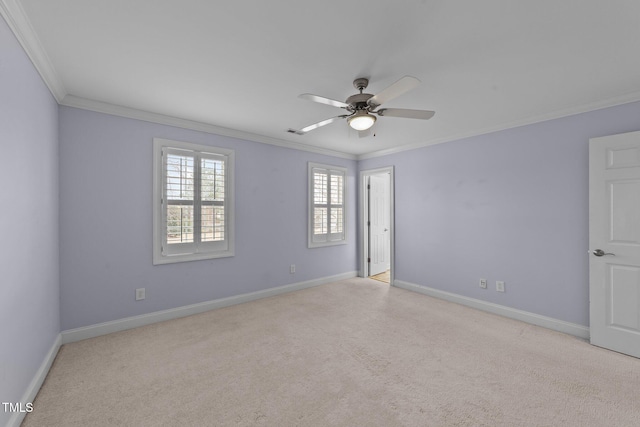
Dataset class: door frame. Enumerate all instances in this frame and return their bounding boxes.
[359,166,395,284]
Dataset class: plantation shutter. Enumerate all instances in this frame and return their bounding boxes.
[310,165,346,245]
[162,147,228,256]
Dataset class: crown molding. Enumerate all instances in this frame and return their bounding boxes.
[0,0,66,101]
[60,95,358,160]
[358,91,640,160]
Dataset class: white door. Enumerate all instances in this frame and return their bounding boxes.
[369,174,390,276]
[589,131,640,358]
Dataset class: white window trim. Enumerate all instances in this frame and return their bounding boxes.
[153,138,235,265]
[308,162,347,248]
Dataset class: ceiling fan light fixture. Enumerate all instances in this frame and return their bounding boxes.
[348,111,376,131]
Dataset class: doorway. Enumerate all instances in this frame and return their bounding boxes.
[360,167,394,284]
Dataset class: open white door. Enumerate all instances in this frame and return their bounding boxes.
[369,174,390,276]
[589,131,640,358]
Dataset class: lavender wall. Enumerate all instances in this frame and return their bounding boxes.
[360,101,640,326]
[0,16,60,425]
[58,107,357,330]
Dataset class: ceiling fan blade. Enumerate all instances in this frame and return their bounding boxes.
[300,115,347,133]
[377,108,435,120]
[367,76,421,109]
[298,93,350,109]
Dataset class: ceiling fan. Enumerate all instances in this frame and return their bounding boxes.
[290,75,435,135]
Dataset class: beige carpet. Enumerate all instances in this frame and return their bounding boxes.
[23,278,640,426]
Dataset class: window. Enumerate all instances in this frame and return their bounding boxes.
[308,162,347,248]
[153,138,234,264]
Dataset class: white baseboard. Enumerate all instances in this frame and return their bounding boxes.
[62,271,357,344]
[393,280,590,339]
[7,334,61,427]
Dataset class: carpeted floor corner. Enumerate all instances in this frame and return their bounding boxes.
[22,278,640,426]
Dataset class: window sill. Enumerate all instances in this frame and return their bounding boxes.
[308,240,348,249]
[153,249,234,265]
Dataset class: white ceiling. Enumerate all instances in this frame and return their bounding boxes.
[6,0,640,158]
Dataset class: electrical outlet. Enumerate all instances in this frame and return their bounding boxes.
[496,281,505,292]
[135,288,145,301]
[290,264,295,274]
[479,279,487,289]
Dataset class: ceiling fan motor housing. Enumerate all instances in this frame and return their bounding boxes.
[345,93,374,111]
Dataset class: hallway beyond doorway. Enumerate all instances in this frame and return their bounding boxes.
[370,270,390,284]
